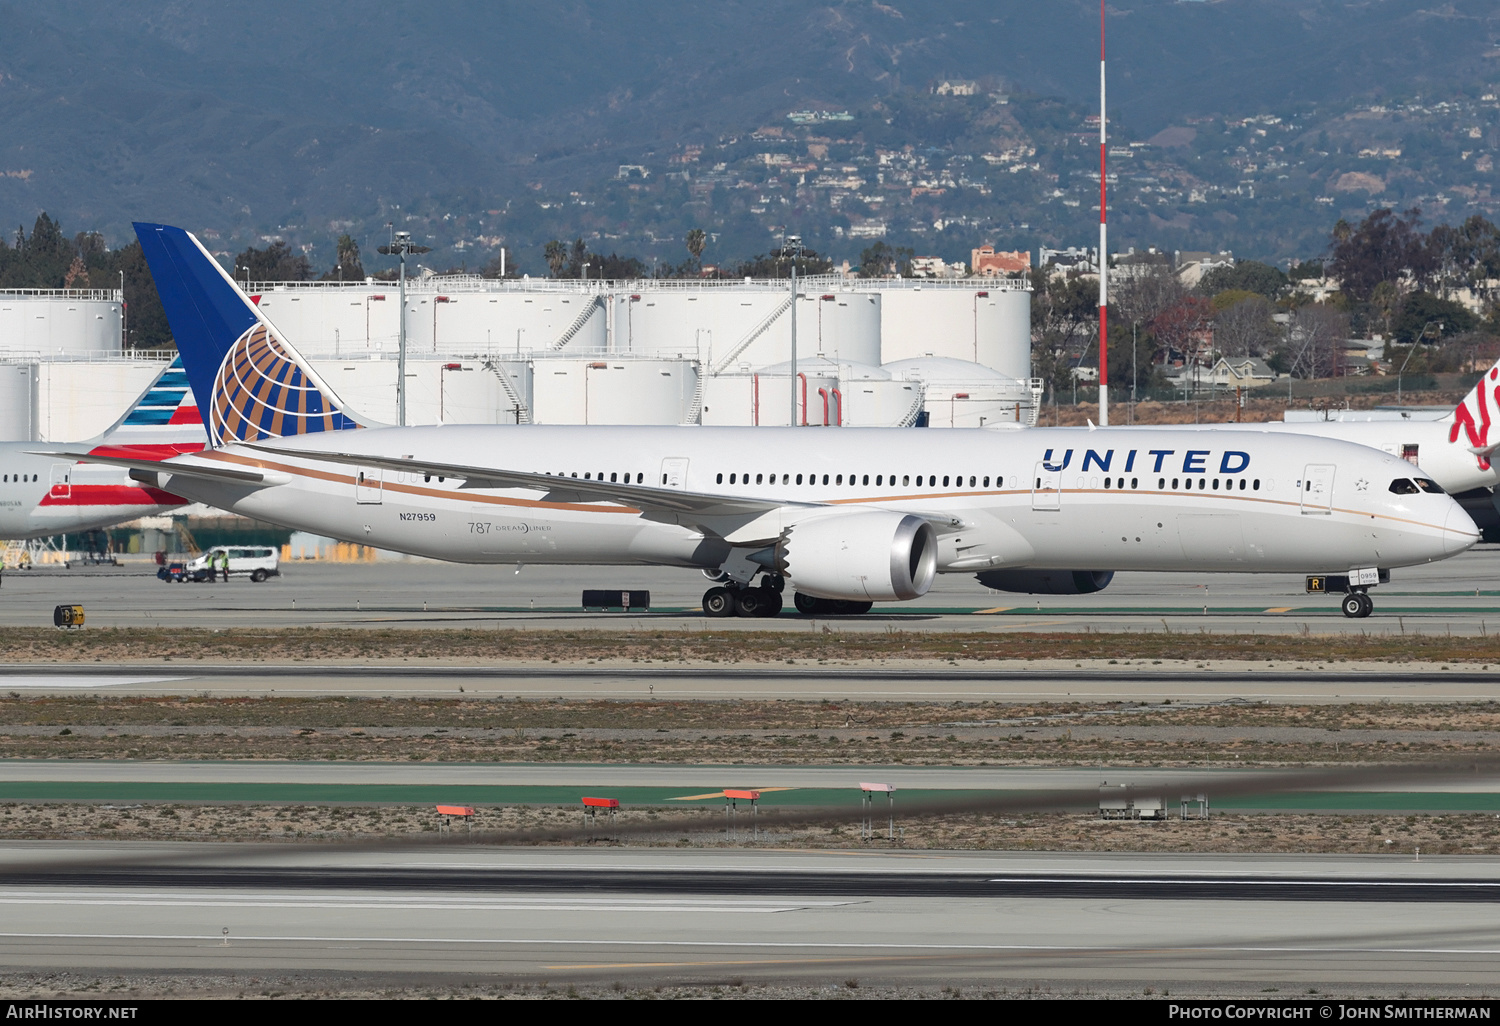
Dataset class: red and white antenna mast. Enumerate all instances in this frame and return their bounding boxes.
[1097,0,1109,425]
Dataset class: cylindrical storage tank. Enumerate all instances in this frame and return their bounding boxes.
[407,288,607,356]
[0,363,38,439]
[531,357,697,425]
[731,365,841,427]
[883,355,1034,429]
[34,359,164,441]
[622,288,789,362]
[254,286,398,358]
[0,291,123,359]
[878,283,1031,380]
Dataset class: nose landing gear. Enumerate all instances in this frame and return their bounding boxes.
[1341,591,1374,618]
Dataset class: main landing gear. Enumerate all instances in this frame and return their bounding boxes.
[702,573,785,619]
[1341,591,1374,619]
[700,572,878,619]
[792,593,873,616]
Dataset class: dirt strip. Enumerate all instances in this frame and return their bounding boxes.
[4,626,1500,664]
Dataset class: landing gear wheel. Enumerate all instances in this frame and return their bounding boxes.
[703,586,737,618]
[735,588,768,618]
[1341,592,1373,618]
[794,592,822,616]
[763,574,785,594]
[841,600,873,615]
[761,590,783,617]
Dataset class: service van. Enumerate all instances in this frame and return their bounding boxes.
[184,545,280,583]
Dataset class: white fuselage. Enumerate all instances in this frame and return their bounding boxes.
[149,425,1475,577]
[1104,418,1496,496]
[0,445,184,541]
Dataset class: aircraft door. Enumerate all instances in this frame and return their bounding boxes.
[48,464,70,500]
[1031,462,1060,511]
[660,457,689,490]
[1300,464,1335,514]
[355,468,383,504]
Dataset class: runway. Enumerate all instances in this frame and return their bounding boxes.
[0,845,1496,989]
[6,662,1499,702]
[5,547,1500,634]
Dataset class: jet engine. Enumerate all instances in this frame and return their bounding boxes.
[763,512,938,602]
[975,569,1115,595]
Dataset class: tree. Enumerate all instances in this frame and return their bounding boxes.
[1328,207,1434,303]
[685,228,706,269]
[1212,294,1280,359]
[234,241,311,282]
[1391,292,1478,344]
[1197,260,1287,301]
[732,247,833,279]
[1283,304,1349,379]
[1150,296,1214,368]
[543,240,568,278]
[1111,263,1186,334]
[326,234,365,281]
[857,240,914,278]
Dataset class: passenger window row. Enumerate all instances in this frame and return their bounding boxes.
[544,471,646,483]
[712,472,1006,488]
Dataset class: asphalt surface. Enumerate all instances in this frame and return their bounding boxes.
[0,846,1496,987]
[5,547,1500,633]
[6,663,1499,702]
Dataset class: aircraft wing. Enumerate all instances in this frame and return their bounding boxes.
[242,444,808,518]
[26,450,281,487]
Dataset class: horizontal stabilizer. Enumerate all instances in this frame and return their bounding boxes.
[26,450,279,487]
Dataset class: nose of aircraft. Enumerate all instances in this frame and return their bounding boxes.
[1445,501,1481,556]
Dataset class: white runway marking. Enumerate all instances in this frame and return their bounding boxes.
[0,932,1496,956]
[1,676,187,689]
[0,891,850,914]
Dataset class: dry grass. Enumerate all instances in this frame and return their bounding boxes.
[3,696,1498,765]
[4,626,1499,664]
[1,801,1493,856]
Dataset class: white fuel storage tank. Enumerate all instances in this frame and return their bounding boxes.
[883,356,1036,429]
[0,290,123,359]
[0,363,38,440]
[875,281,1030,381]
[530,357,698,425]
[624,281,881,370]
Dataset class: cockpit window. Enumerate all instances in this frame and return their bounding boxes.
[1414,477,1445,494]
[1388,479,1419,494]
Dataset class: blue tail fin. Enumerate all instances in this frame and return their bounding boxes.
[133,222,364,446]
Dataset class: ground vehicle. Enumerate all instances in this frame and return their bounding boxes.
[183,545,280,583]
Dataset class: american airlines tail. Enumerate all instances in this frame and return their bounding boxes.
[132,222,368,447]
[87,355,206,460]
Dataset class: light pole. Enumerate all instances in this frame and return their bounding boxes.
[784,234,803,426]
[1397,319,1442,405]
[378,229,431,426]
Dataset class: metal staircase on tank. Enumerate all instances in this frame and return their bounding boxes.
[710,292,796,375]
[547,296,603,351]
[895,383,927,428]
[483,359,532,424]
[1027,378,1044,426]
[681,370,707,425]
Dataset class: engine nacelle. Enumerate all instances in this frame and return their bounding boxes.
[975,569,1115,595]
[769,512,938,602]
